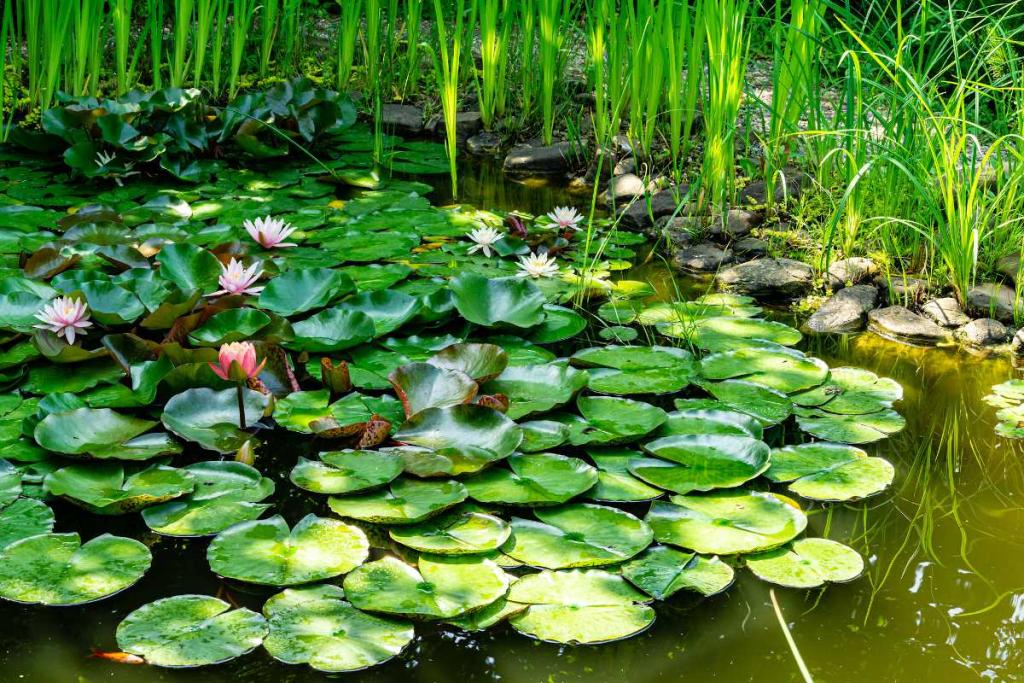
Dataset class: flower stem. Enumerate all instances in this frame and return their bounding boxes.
[236,383,247,430]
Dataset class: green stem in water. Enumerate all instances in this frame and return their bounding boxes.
[236,383,247,430]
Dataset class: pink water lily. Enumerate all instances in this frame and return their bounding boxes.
[546,206,584,231]
[244,215,297,249]
[211,258,264,297]
[209,342,266,381]
[34,296,92,344]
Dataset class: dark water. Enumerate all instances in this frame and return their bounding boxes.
[2,162,1023,682]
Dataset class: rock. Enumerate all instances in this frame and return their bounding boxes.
[709,209,762,240]
[966,283,1021,323]
[618,187,690,231]
[920,297,970,328]
[826,257,878,289]
[1011,328,1024,357]
[732,237,768,259]
[604,173,647,203]
[868,306,951,346]
[466,131,503,156]
[738,170,803,206]
[673,243,734,274]
[381,104,424,135]
[613,157,636,176]
[997,254,1022,282]
[878,274,930,304]
[803,285,878,334]
[427,111,483,144]
[503,142,587,176]
[612,135,633,157]
[716,258,814,300]
[955,318,1008,347]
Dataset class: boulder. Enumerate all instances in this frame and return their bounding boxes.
[381,104,425,135]
[803,285,878,334]
[878,274,930,304]
[503,142,587,176]
[613,157,636,176]
[826,257,878,289]
[955,318,1008,347]
[466,131,503,156]
[709,209,762,240]
[738,170,803,206]
[997,254,1022,283]
[920,297,970,328]
[732,237,768,259]
[715,258,814,300]
[427,111,483,144]
[1011,328,1024,357]
[868,306,951,346]
[966,282,1020,323]
[618,188,690,231]
[673,243,734,274]
[603,173,647,203]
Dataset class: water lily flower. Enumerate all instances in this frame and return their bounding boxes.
[243,215,298,249]
[94,150,137,187]
[211,258,264,297]
[95,150,117,167]
[467,227,504,258]
[546,206,584,231]
[34,296,93,345]
[516,251,560,279]
[209,342,267,381]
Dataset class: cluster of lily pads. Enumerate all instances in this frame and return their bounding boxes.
[0,154,904,672]
[983,380,1024,439]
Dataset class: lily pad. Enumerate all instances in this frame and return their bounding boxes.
[585,448,663,502]
[394,405,522,471]
[44,462,195,514]
[646,490,807,555]
[141,461,275,537]
[503,503,653,569]
[701,347,829,393]
[257,268,355,315]
[464,452,598,506]
[633,434,771,494]
[0,532,151,605]
[792,367,903,415]
[343,554,509,619]
[702,380,793,425]
[450,273,546,328]
[290,450,403,495]
[519,420,571,452]
[262,584,414,673]
[620,546,735,598]
[766,443,895,501]
[116,594,268,667]
[657,408,764,438]
[328,477,468,524]
[188,308,272,346]
[571,345,697,395]
[34,408,177,459]
[745,538,864,588]
[161,388,270,453]
[288,308,376,353]
[481,363,589,419]
[0,498,55,549]
[207,514,369,586]
[575,396,667,444]
[427,342,508,382]
[389,506,512,554]
[389,362,478,417]
[795,408,906,444]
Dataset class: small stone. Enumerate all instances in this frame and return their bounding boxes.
[827,257,878,289]
[673,243,734,274]
[738,170,804,206]
[878,274,930,304]
[618,187,690,231]
[716,258,814,300]
[709,209,763,240]
[955,318,1008,347]
[868,306,951,346]
[503,142,588,176]
[1011,329,1024,357]
[997,254,1022,283]
[732,237,768,259]
[381,104,424,135]
[920,297,970,328]
[613,157,636,176]
[803,285,878,334]
[966,283,1021,323]
[612,135,633,157]
[604,173,647,202]
[466,131,503,156]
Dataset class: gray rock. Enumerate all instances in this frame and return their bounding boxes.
[827,257,878,289]
[878,274,930,304]
[966,282,1021,323]
[427,111,484,144]
[997,254,1022,282]
[604,173,647,203]
[738,170,804,206]
[1011,328,1024,357]
[612,135,633,157]
[803,285,878,334]
[466,131,503,156]
[868,306,951,346]
[732,237,768,259]
[503,141,587,176]
[381,104,424,135]
[618,187,690,231]
[613,157,636,176]
[674,243,734,274]
[920,297,970,328]
[716,258,814,300]
[955,318,1008,347]
[709,209,763,240]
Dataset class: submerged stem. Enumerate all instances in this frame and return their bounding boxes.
[769,589,814,683]
[236,383,247,430]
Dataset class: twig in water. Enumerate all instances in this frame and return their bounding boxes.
[769,589,814,683]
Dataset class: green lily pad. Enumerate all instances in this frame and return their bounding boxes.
[450,273,546,328]
[683,316,803,351]
[328,477,468,524]
[575,396,667,444]
[344,290,422,337]
[262,584,414,673]
[657,408,764,438]
[507,569,654,645]
[207,514,369,586]
[633,434,771,494]
[620,546,735,598]
[394,405,522,470]
[290,450,403,495]
[528,305,587,343]
[701,347,829,393]
[389,506,511,554]
[0,532,151,605]
[745,538,864,588]
[795,408,906,444]
[257,267,355,315]
[116,594,268,667]
[766,442,895,501]
[464,452,598,506]
[141,461,275,537]
[519,420,571,452]
[389,362,478,417]
[646,490,807,555]
[792,367,903,415]
[503,503,652,569]
[481,363,589,419]
[0,459,20,506]
[188,308,273,346]
[343,554,509,619]
[0,498,55,549]
[34,407,179,460]
[702,380,793,425]
[585,448,663,502]
[155,243,222,293]
[161,388,270,453]
[44,462,195,514]
[427,342,509,382]
[444,596,528,631]
[571,345,697,395]
[287,308,376,352]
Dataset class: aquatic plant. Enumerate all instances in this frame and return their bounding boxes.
[466,226,504,257]
[546,206,584,231]
[33,297,91,344]
[212,258,264,297]
[516,251,560,278]
[428,0,465,196]
[244,216,298,249]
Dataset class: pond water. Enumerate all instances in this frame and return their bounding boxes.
[1,160,1023,682]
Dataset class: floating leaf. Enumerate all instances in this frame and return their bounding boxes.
[766,443,895,501]
[701,380,793,425]
[257,268,354,315]
[574,396,667,444]
[389,506,511,554]
[328,477,467,524]
[394,405,522,472]
[620,546,734,598]
[188,308,273,346]
[519,419,571,453]
[34,408,178,459]
[745,538,864,588]
[701,347,829,393]
[389,362,478,417]
[481,363,589,419]
[585,448,662,502]
[44,462,194,514]
[0,498,55,549]
[427,342,508,382]
[633,434,771,494]
[162,388,270,453]
[288,308,376,353]
[289,450,403,495]
[464,452,597,506]
[571,345,697,395]
[450,273,546,328]
[657,408,764,438]
[795,408,906,444]
[792,367,903,415]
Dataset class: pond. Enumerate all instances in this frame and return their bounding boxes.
[1,159,1022,682]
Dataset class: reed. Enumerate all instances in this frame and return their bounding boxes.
[259,0,279,78]
[429,0,465,197]
[665,0,704,165]
[477,0,513,130]
[402,0,423,97]
[336,0,363,91]
[211,0,230,95]
[147,0,164,89]
[194,0,220,87]
[110,0,136,93]
[537,0,568,145]
[516,0,538,123]
[229,0,256,96]
[170,0,195,88]
[71,0,105,96]
[279,0,303,72]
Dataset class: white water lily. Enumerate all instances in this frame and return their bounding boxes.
[34,296,93,345]
[95,150,117,167]
[466,226,504,257]
[516,251,560,279]
[94,150,137,187]
[210,258,264,297]
[243,215,298,249]
[546,206,584,231]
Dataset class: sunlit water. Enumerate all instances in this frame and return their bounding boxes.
[2,161,1023,682]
